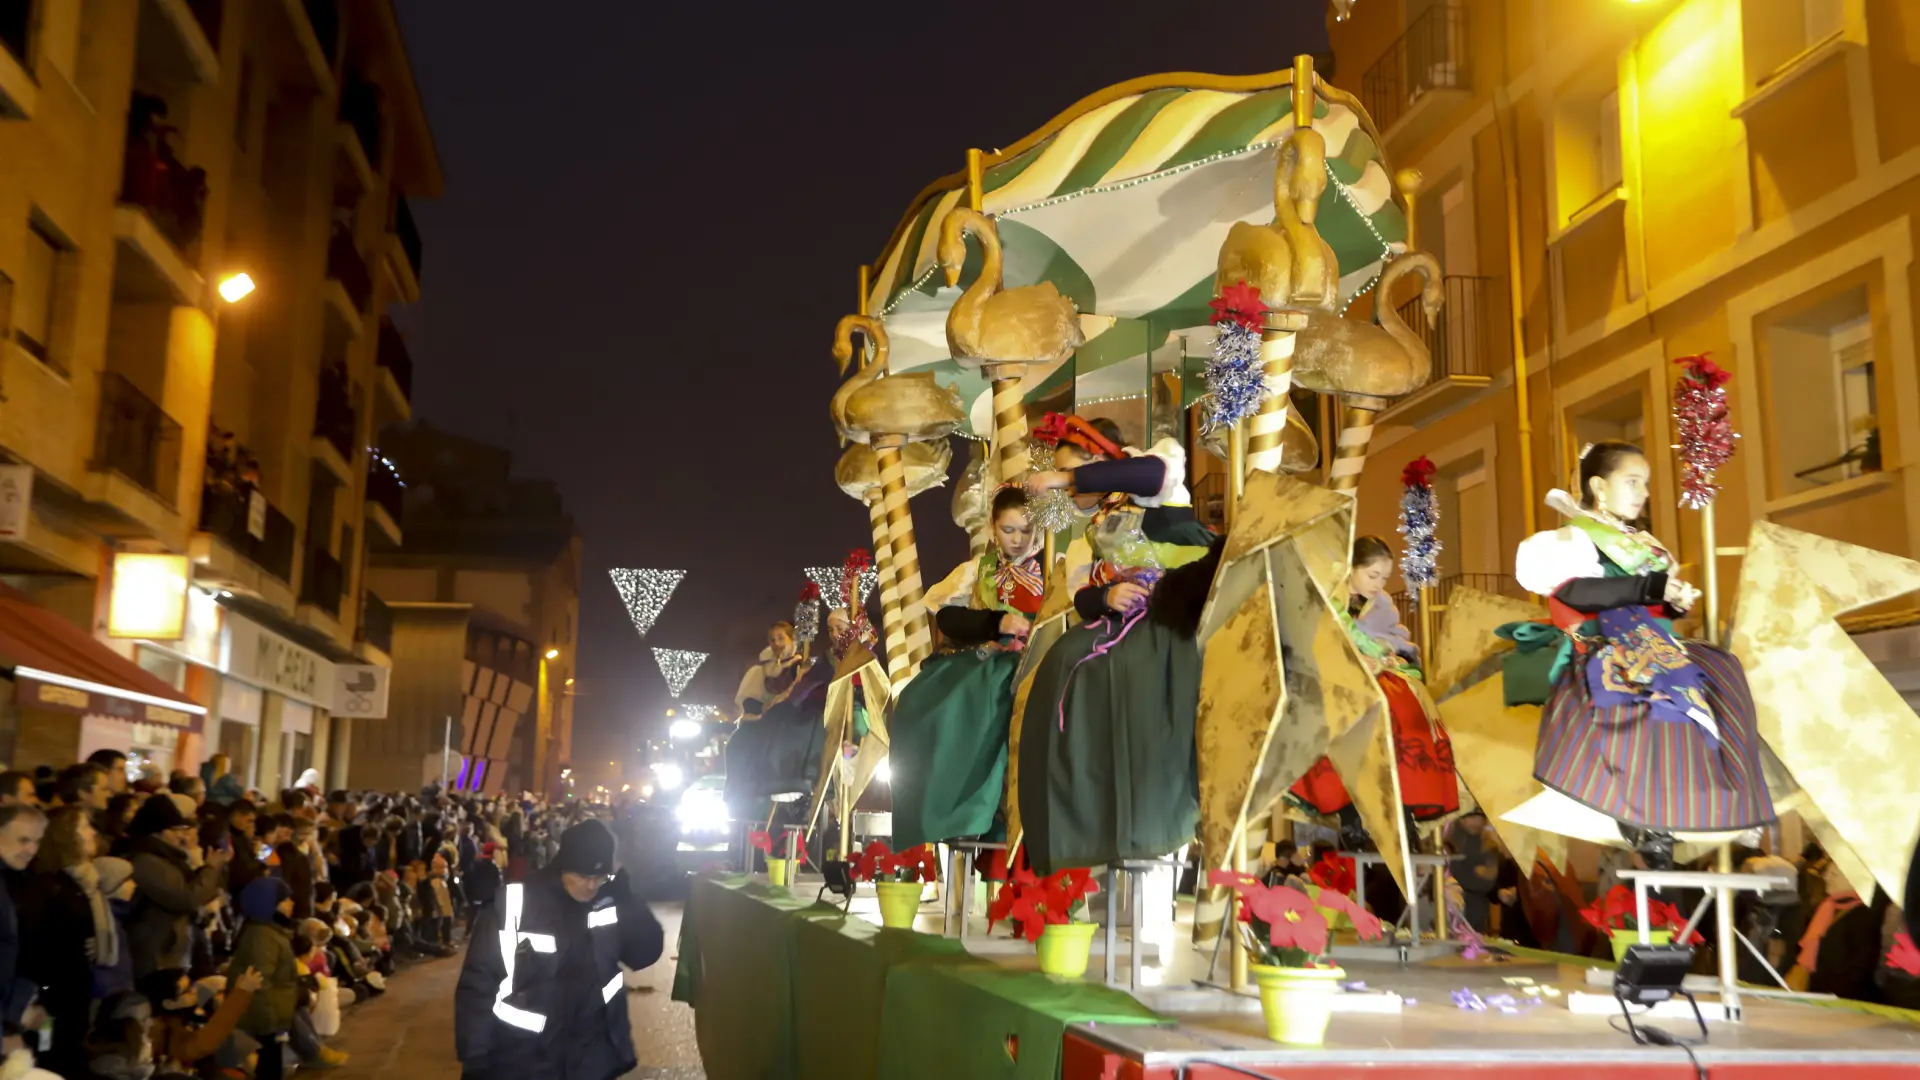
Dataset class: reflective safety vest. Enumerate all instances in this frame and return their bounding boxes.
[490,883,626,1034]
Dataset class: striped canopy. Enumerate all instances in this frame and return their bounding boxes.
[865,73,1409,437]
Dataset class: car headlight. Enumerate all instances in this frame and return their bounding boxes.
[675,796,730,834]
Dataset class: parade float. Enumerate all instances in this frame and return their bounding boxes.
[674,53,1920,1080]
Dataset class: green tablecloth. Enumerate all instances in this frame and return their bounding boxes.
[676,876,1168,1079]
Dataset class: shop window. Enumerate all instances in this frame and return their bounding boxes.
[1742,0,1845,88]
[1763,285,1880,495]
[136,647,187,691]
[217,720,255,788]
[1552,69,1623,226]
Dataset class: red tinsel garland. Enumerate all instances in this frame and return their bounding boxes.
[1671,353,1738,509]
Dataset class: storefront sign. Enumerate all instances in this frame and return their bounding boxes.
[247,491,268,541]
[333,664,390,719]
[16,671,203,732]
[0,465,32,539]
[224,614,333,706]
[107,553,190,640]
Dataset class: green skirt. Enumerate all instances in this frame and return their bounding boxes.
[1017,615,1201,875]
[890,649,1019,850]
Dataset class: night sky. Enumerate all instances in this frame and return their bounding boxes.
[393,1,1328,771]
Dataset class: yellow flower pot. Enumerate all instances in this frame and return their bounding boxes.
[765,858,790,888]
[1251,964,1345,1046]
[875,881,924,929]
[1609,928,1672,962]
[1036,922,1098,979]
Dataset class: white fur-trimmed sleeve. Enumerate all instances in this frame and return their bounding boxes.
[1514,526,1604,597]
[1127,438,1192,508]
[921,558,978,611]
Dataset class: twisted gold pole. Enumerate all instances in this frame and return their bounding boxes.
[876,437,932,670]
[1245,311,1309,475]
[867,492,909,681]
[987,363,1031,484]
[1327,397,1385,492]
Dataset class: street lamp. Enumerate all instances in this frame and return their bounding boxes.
[217,273,256,303]
[670,718,702,741]
[545,648,560,660]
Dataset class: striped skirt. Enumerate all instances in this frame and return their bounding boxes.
[1534,639,1774,832]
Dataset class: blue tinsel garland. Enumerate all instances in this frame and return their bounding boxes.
[1203,322,1266,431]
[1397,483,1441,589]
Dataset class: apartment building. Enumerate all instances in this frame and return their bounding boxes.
[361,423,580,798]
[0,0,439,790]
[1324,0,1920,679]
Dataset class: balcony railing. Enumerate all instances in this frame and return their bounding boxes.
[326,226,371,313]
[395,196,423,283]
[120,93,208,255]
[377,318,413,402]
[94,372,182,504]
[340,70,381,167]
[1392,572,1528,627]
[300,548,344,617]
[1361,0,1469,137]
[302,0,338,67]
[367,453,404,525]
[1396,275,1503,381]
[359,591,393,654]
[1,0,29,66]
[313,364,356,462]
[199,484,296,582]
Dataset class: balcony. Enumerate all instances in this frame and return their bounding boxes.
[340,70,381,170]
[1380,275,1503,427]
[374,317,412,420]
[197,484,296,583]
[115,94,206,303]
[1360,0,1469,151]
[298,547,344,623]
[386,196,423,302]
[365,452,404,546]
[142,0,220,85]
[310,363,356,484]
[358,591,393,657]
[279,0,336,91]
[323,226,370,331]
[0,0,35,119]
[92,372,182,506]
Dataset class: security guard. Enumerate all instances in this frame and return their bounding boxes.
[455,818,663,1080]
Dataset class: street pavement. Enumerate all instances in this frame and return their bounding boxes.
[321,903,705,1080]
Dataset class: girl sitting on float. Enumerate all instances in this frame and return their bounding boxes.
[1505,439,1773,868]
[1289,535,1459,849]
[1018,413,1220,875]
[890,486,1043,852]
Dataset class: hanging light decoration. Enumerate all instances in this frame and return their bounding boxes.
[609,569,686,638]
[651,648,708,699]
[805,566,845,608]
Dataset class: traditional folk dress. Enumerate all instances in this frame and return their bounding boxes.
[723,626,870,817]
[1505,504,1774,833]
[1017,440,1218,875]
[889,549,1045,851]
[1288,590,1459,821]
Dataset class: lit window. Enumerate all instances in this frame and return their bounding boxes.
[1552,71,1623,226]
[1762,285,1880,494]
[1743,0,1845,87]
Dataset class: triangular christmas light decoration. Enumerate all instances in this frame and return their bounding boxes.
[610,569,685,638]
[804,565,877,609]
[652,648,708,698]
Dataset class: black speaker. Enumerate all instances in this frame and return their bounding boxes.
[1613,943,1707,1044]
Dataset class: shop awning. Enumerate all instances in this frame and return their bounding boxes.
[0,585,206,732]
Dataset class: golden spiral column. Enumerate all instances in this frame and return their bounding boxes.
[866,492,909,681]
[1327,396,1387,492]
[987,363,1031,485]
[1244,311,1308,474]
[876,436,932,670]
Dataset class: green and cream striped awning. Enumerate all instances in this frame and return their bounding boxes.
[864,74,1409,437]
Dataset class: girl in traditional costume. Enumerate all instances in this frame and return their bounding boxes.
[1289,535,1459,842]
[1506,440,1773,868]
[891,487,1043,851]
[1017,414,1219,875]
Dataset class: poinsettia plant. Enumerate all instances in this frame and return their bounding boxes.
[749,830,775,856]
[1579,885,1704,944]
[1209,871,1386,968]
[1308,851,1357,896]
[988,865,1102,943]
[848,841,938,885]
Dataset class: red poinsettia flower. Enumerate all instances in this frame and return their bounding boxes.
[1313,889,1388,943]
[845,548,874,574]
[748,830,775,855]
[1401,455,1438,490]
[1579,885,1636,931]
[988,864,1098,943]
[1209,280,1269,330]
[1646,898,1705,946]
[850,841,891,883]
[1308,851,1356,897]
[1674,352,1731,390]
[798,582,821,602]
[1889,932,1920,977]
[1258,882,1330,956]
[1030,413,1071,447]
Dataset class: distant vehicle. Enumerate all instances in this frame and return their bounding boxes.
[674,774,730,860]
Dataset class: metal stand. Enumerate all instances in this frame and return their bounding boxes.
[781,824,805,879]
[1339,851,1458,945]
[1618,867,1797,1023]
[941,841,1005,938]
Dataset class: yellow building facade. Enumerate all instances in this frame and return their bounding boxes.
[1330,0,1920,653]
[0,0,439,790]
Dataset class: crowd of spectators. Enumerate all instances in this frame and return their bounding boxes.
[0,748,593,1079]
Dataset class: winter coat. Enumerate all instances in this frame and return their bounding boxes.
[274,841,314,920]
[227,832,267,897]
[0,871,30,1026]
[227,921,297,1035]
[454,870,664,1080]
[16,870,95,1009]
[123,835,224,977]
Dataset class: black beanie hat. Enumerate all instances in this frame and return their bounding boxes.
[551,819,616,878]
[129,790,189,836]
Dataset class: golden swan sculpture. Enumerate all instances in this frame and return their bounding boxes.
[829,316,966,446]
[1292,251,1443,400]
[1215,125,1340,312]
[938,207,1085,367]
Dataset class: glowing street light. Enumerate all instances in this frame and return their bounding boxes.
[545,648,560,660]
[217,273,256,303]
[669,719,701,741]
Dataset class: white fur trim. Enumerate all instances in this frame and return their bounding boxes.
[1127,438,1192,508]
[1514,527,1603,598]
